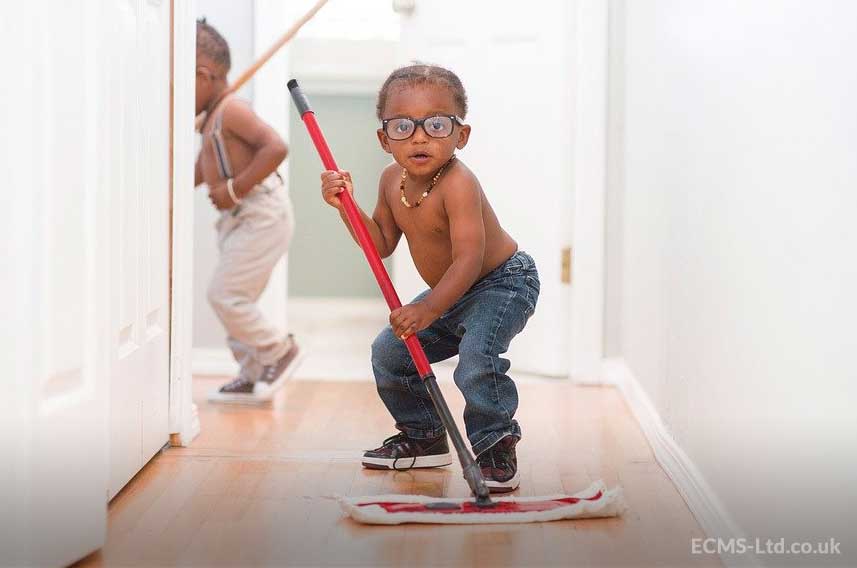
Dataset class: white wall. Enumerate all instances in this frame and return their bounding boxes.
[606,1,857,565]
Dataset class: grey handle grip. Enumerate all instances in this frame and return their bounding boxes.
[287,79,312,115]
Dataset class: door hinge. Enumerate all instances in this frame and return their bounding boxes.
[561,246,572,284]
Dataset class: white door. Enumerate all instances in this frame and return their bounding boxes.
[394,0,576,376]
[108,0,172,497]
[1,2,110,565]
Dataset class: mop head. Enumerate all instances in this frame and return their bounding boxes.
[340,480,625,525]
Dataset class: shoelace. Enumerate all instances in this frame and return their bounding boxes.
[380,433,418,471]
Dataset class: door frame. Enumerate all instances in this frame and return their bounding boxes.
[569,0,608,382]
[392,0,609,381]
[169,0,199,446]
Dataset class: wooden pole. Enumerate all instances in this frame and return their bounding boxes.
[196,0,329,131]
[225,0,329,97]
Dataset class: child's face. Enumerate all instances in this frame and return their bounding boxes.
[377,83,471,179]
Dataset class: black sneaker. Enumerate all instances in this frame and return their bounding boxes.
[362,432,452,470]
[477,436,520,493]
[257,335,301,390]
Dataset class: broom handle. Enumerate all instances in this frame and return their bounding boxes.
[226,0,329,97]
[196,0,329,133]
[288,80,492,504]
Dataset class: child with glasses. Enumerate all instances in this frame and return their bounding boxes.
[320,64,540,492]
[195,20,300,403]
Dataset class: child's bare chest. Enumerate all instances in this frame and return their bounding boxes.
[390,189,449,241]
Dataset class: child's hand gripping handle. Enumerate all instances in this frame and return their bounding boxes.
[287,79,432,378]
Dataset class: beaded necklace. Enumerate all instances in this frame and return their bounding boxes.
[399,155,456,208]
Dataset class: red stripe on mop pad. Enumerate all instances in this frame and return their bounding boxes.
[365,492,602,515]
[340,480,625,525]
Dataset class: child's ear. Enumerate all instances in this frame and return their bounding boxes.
[376,129,392,154]
[456,124,471,150]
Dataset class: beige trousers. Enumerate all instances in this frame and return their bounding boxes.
[207,173,294,381]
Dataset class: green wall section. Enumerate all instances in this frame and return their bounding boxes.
[288,94,394,298]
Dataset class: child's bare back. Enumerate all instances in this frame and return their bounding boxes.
[196,95,287,210]
[194,20,298,403]
[198,97,260,188]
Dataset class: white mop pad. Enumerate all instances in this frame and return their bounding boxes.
[340,480,625,525]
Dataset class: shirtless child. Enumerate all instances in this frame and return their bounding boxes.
[320,64,540,492]
[195,20,299,403]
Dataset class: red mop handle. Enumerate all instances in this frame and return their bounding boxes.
[288,80,432,377]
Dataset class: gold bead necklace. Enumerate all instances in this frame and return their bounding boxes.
[399,155,456,208]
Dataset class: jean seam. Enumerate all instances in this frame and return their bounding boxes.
[524,275,535,316]
[487,283,515,426]
[472,430,507,456]
[403,330,451,374]
[416,386,437,429]
[472,425,522,456]
[405,332,451,432]
[400,425,445,439]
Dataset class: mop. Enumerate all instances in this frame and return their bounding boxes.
[288,80,625,525]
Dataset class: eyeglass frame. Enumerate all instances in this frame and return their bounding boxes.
[380,115,465,141]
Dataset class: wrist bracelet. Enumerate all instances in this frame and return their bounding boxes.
[226,178,241,205]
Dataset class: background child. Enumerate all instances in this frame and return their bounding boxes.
[320,64,540,492]
[195,20,299,402]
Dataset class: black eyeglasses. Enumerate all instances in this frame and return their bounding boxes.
[381,115,464,141]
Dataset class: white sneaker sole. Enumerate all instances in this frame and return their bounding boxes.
[361,452,453,470]
[206,388,273,405]
[485,469,521,492]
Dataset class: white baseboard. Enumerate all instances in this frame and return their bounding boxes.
[192,348,239,377]
[602,358,761,568]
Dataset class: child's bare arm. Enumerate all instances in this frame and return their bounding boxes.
[390,180,484,339]
[321,166,402,258]
[223,101,287,198]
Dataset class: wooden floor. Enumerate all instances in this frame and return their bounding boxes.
[78,376,720,568]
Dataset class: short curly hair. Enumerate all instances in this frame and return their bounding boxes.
[196,19,231,75]
[376,63,468,120]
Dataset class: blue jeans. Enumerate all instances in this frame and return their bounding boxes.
[371,251,540,457]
